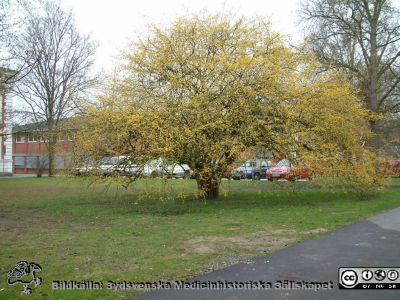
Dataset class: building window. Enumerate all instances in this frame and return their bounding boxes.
[14,156,25,169]
[28,133,37,143]
[56,155,65,169]
[26,156,38,168]
[58,134,64,142]
[16,133,25,143]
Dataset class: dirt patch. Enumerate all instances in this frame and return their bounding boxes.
[303,228,329,234]
[185,231,299,255]
[0,207,105,233]
[272,229,297,235]
[185,228,332,275]
[192,244,217,254]
[185,230,302,275]
[0,217,23,227]
[0,207,45,229]
[226,227,241,231]
[251,236,296,252]
[185,227,330,256]
[185,236,248,254]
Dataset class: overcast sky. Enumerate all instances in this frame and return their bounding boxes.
[60,0,304,73]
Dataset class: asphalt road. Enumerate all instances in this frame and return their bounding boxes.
[131,207,400,300]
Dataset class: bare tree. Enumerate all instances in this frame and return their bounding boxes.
[0,0,13,53]
[300,0,400,150]
[0,0,18,83]
[0,0,10,53]
[11,0,96,175]
[0,0,39,84]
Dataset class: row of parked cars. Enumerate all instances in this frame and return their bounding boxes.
[228,159,313,181]
[74,156,313,181]
[74,156,192,178]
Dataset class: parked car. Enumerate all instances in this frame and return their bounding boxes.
[75,156,192,178]
[98,156,142,176]
[265,159,313,181]
[143,158,193,179]
[74,156,141,176]
[73,163,96,176]
[230,159,274,180]
[380,160,400,178]
[164,163,192,178]
[73,156,101,176]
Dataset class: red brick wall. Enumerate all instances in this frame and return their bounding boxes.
[12,132,74,174]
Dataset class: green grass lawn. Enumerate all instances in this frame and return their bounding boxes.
[0,177,399,299]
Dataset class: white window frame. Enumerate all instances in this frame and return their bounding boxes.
[16,133,25,143]
[28,133,37,143]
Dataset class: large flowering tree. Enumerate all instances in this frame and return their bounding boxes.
[75,14,379,199]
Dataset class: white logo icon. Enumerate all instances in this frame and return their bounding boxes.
[374,269,386,281]
[387,270,399,281]
[362,270,373,281]
[341,270,358,287]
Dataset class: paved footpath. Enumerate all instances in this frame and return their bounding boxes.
[132,207,400,300]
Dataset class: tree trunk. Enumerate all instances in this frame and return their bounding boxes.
[368,17,379,113]
[47,139,56,176]
[369,119,385,152]
[196,176,220,200]
[367,15,381,150]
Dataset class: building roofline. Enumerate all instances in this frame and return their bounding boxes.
[12,118,76,133]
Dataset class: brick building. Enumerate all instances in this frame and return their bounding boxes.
[12,122,74,175]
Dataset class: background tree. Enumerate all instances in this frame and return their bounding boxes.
[11,0,96,175]
[0,0,19,84]
[300,0,400,152]
[0,0,11,63]
[0,0,38,85]
[76,14,378,199]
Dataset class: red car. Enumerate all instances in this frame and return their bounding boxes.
[266,159,313,181]
[381,160,400,178]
